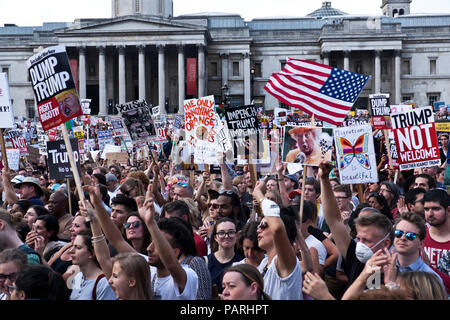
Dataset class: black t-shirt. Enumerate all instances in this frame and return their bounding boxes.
[308,226,327,242]
[341,239,365,287]
[207,252,243,294]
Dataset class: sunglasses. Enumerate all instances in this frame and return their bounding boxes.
[0,273,18,281]
[219,190,236,196]
[123,221,141,229]
[257,220,269,230]
[177,182,188,188]
[394,230,418,241]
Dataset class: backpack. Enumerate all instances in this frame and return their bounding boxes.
[92,274,106,300]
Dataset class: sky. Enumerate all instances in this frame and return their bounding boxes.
[1,0,450,26]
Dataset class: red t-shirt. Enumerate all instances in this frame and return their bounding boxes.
[194,231,207,257]
[423,228,450,294]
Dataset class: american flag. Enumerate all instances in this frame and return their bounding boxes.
[265,58,370,126]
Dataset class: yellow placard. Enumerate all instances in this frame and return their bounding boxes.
[435,122,450,132]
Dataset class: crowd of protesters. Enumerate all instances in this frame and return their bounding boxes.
[0,111,449,301]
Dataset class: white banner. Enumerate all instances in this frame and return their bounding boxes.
[0,73,15,128]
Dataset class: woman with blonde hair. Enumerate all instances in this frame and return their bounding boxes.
[120,178,145,199]
[397,271,448,300]
[109,252,152,300]
[222,264,271,300]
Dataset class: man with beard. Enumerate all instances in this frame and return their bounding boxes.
[422,189,450,295]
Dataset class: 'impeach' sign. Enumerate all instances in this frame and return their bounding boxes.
[390,106,441,171]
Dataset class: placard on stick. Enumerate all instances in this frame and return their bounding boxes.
[47,138,81,180]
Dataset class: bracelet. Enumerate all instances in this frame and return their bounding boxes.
[91,234,105,241]
[91,236,106,244]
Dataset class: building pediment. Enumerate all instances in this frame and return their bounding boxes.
[56,16,208,36]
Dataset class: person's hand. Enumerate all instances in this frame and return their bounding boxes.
[361,249,386,281]
[217,152,226,165]
[302,272,335,300]
[381,248,398,284]
[138,185,156,225]
[79,199,97,222]
[82,183,102,207]
[1,168,11,182]
[341,210,351,224]
[34,235,46,257]
[397,196,408,214]
[25,229,38,249]
[318,161,333,180]
[275,156,285,175]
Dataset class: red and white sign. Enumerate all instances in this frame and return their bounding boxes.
[390,106,441,171]
[7,129,28,155]
[154,121,168,143]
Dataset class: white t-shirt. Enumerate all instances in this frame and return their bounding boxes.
[258,255,303,300]
[305,234,327,266]
[150,265,198,300]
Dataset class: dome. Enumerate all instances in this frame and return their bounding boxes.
[307,1,347,18]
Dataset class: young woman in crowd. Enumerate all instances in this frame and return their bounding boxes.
[108,252,152,300]
[23,205,49,230]
[123,213,151,255]
[69,230,116,300]
[25,215,67,263]
[368,193,394,222]
[207,218,243,294]
[221,264,271,300]
[234,221,266,268]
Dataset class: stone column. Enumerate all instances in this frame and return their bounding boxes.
[138,45,146,101]
[158,45,166,114]
[220,53,229,86]
[343,50,350,71]
[177,45,185,114]
[244,52,251,105]
[322,51,330,66]
[395,50,401,104]
[118,45,126,104]
[78,46,87,99]
[197,44,205,98]
[374,50,382,94]
[98,46,107,116]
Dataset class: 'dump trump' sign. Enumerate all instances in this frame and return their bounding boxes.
[390,106,441,171]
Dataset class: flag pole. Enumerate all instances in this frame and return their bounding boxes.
[299,114,315,223]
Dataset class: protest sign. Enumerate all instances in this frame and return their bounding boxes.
[369,94,390,130]
[27,146,40,164]
[435,122,450,132]
[81,99,91,115]
[8,129,28,155]
[388,129,400,169]
[154,121,168,143]
[152,106,160,117]
[111,117,128,137]
[27,46,82,131]
[116,100,155,141]
[194,140,220,165]
[390,106,441,170]
[283,126,333,166]
[105,152,128,166]
[184,95,216,146]
[47,138,81,179]
[5,149,20,171]
[102,144,122,159]
[97,130,114,150]
[390,105,412,114]
[73,126,84,141]
[334,124,378,184]
[0,73,15,128]
[274,108,287,128]
[224,105,260,164]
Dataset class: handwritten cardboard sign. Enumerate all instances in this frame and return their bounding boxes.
[184,95,216,147]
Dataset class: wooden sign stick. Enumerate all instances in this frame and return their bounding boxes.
[60,124,86,204]
[0,129,9,168]
[67,178,72,216]
[383,129,393,170]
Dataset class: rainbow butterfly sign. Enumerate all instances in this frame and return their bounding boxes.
[334,124,378,184]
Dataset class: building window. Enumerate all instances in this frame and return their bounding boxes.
[210,62,218,77]
[428,93,440,106]
[402,59,411,75]
[252,62,262,78]
[232,62,240,77]
[402,94,413,103]
[135,0,141,13]
[430,59,437,75]
[280,61,286,71]
[26,100,35,119]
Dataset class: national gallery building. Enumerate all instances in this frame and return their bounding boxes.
[1,0,449,117]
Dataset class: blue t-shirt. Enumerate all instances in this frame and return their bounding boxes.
[70,272,116,300]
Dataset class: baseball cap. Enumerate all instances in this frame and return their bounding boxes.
[105,173,117,182]
[15,177,43,196]
[284,174,299,189]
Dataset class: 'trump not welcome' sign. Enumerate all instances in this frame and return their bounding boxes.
[47,138,81,179]
[390,106,441,170]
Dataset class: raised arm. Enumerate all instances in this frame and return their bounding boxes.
[150,161,167,207]
[80,198,113,279]
[318,161,352,259]
[139,185,188,293]
[294,222,314,275]
[219,153,233,190]
[82,184,136,254]
[253,180,297,278]
[275,158,290,207]
[1,168,19,205]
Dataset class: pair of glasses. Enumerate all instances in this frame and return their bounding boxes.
[216,231,236,238]
[177,182,188,188]
[123,221,141,229]
[0,273,18,281]
[394,230,418,241]
[257,220,268,230]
